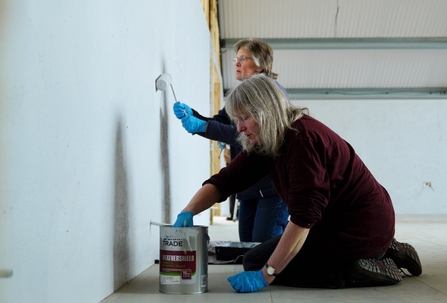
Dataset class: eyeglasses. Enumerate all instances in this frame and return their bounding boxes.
[232,56,253,64]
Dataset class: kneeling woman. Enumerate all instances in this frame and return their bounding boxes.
[173,74,421,292]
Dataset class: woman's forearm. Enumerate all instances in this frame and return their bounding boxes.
[181,183,222,215]
[262,222,310,284]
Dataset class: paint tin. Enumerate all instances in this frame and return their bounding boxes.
[159,226,209,294]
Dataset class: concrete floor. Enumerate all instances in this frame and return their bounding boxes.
[101,215,447,303]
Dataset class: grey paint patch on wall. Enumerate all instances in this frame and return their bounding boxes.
[113,119,130,290]
[160,93,171,225]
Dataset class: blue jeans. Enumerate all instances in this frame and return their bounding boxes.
[238,196,288,242]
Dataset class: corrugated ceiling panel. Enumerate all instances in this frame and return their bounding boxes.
[219,0,447,38]
[218,0,447,97]
[219,0,337,38]
[337,0,447,37]
[221,49,447,89]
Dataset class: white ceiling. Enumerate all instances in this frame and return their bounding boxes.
[218,0,447,99]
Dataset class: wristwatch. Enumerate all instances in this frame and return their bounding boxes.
[265,263,277,276]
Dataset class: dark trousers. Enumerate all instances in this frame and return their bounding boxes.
[228,194,236,218]
[243,234,350,288]
[238,196,288,242]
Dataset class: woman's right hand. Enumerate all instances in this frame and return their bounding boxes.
[173,102,193,119]
[172,211,194,227]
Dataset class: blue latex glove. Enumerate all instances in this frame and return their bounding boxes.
[173,102,193,119]
[181,114,206,133]
[172,211,194,227]
[228,270,268,293]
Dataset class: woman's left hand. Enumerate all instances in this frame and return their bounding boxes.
[181,114,206,133]
[227,270,268,293]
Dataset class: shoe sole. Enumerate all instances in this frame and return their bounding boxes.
[345,258,402,287]
[384,239,422,276]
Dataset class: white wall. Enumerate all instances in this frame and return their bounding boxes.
[293,99,447,214]
[0,1,211,302]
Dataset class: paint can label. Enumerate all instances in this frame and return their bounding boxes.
[159,226,208,293]
[160,250,197,283]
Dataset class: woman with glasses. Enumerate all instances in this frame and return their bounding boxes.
[173,75,422,292]
[172,38,289,243]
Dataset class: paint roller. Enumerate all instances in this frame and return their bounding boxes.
[150,220,169,227]
[156,72,189,119]
[155,73,178,102]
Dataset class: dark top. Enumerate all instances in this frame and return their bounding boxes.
[192,80,288,200]
[204,115,395,258]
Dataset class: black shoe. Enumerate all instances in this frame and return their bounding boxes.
[383,238,422,276]
[345,258,402,287]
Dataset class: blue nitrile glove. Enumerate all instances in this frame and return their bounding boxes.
[173,102,193,119]
[181,114,206,133]
[173,211,194,227]
[227,270,268,293]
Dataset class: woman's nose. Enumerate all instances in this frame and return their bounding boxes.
[237,121,245,132]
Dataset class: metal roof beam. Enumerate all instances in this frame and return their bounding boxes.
[223,87,447,99]
[221,38,447,50]
[285,88,447,99]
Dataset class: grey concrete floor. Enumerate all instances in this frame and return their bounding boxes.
[102,214,447,303]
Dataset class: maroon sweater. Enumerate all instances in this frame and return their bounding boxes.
[204,115,395,259]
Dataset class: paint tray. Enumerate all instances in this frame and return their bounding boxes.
[215,242,261,262]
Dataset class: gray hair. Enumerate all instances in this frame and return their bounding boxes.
[234,38,278,80]
[226,74,307,157]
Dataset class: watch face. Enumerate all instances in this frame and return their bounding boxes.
[266,265,275,275]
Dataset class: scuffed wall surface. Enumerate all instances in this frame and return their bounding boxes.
[0,1,211,302]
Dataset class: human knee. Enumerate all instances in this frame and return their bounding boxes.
[242,250,262,271]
